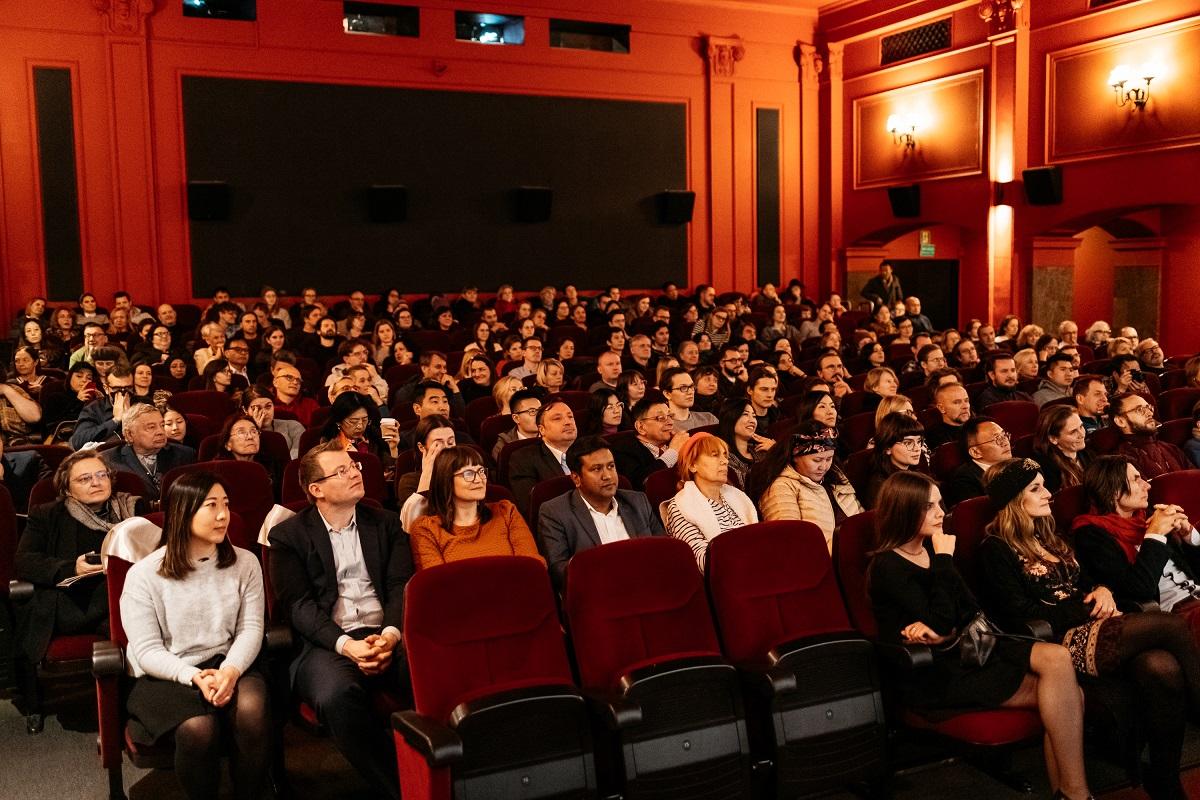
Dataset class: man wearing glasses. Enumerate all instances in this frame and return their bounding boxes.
[269,442,414,800]
[271,362,319,426]
[492,389,541,461]
[661,367,716,433]
[945,417,1013,507]
[507,336,544,381]
[716,343,748,397]
[610,397,691,488]
[70,363,145,449]
[1111,392,1188,480]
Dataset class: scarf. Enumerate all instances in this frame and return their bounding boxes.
[1072,510,1148,564]
[665,480,759,542]
[64,492,140,532]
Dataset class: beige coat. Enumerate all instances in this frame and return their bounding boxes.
[759,465,864,552]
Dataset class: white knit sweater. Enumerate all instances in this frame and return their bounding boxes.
[121,546,264,686]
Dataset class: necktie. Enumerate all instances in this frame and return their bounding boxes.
[560,454,569,474]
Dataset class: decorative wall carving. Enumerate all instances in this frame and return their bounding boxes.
[705,36,744,79]
[92,0,156,36]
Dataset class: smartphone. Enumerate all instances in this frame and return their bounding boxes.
[84,551,101,566]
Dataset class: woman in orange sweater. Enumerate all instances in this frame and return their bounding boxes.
[405,446,543,570]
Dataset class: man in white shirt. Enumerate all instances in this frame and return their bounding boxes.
[537,436,664,592]
[269,443,414,800]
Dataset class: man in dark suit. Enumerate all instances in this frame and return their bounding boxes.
[268,442,414,800]
[945,417,1011,507]
[537,436,664,592]
[0,432,48,513]
[101,405,195,497]
[609,397,690,489]
[507,399,577,514]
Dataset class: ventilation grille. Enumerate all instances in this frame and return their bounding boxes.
[881,19,951,66]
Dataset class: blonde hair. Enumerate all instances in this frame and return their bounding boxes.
[1016,324,1044,348]
[982,459,1070,564]
[675,432,729,490]
[491,375,523,414]
[536,358,565,389]
[874,394,914,429]
[864,367,897,394]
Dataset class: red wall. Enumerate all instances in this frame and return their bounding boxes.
[0,0,816,311]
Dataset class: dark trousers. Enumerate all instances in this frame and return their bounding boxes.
[294,628,410,800]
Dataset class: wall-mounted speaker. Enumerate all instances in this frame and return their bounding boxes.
[1022,166,1063,206]
[367,185,408,223]
[656,190,695,224]
[512,186,553,223]
[887,184,921,218]
[187,181,230,221]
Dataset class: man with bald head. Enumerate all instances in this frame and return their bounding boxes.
[925,383,973,449]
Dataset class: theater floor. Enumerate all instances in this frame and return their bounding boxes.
[1,696,1197,799]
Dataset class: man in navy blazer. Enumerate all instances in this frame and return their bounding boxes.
[269,442,413,800]
[537,436,665,592]
[100,405,195,497]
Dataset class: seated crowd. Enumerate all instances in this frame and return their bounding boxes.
[9,266,1200,800]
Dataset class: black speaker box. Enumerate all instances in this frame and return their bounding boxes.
[367,185,408,223]
[656,190,695,224]
[887,184,921,218]
[1022,166,1063,206]
[187,181,230,221]
[512,186,553,223]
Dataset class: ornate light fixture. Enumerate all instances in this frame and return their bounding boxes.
[978,0,1023,35]
[1108,62,1163,111]
[886,113,923,150]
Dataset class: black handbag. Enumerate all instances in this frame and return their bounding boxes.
[958,611,1000,668]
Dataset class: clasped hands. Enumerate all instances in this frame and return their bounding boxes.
[343,632,400,676]
[191,665,241,707]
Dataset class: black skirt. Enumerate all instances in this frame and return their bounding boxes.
[902,637,1034,712]
[126,654,265,744]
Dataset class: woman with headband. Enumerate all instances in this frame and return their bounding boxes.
[753,420,864,553]
[978,458,1200,800]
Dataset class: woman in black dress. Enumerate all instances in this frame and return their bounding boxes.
[869,471,1091,800]
[977,458,1200,800]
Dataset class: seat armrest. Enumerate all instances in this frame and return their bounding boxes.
[1020,619,1054,641]
[737,663,797,697]
[618,654,732,692]
[92,639,125,676]
[264,622,293,652]
[1133,600,1160,613]
[875,641,933,671]
[449,684,583,727]
[8,579,34,603]
[392,710,463,767]
[583,689,643,730]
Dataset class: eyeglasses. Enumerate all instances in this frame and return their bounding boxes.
[311,461,364,484]
[276,374,301,383]
[1122,404,1155,417]
[341,416,370,428]
[72,470,113,486]
[642,414,671,424]
[231,428,260,439]
[225,346,249,353]
[975,432,1011,447]
[513,406,540,418]
[454,467,488,483]
[671,384,695,393]
[897,438,924,451]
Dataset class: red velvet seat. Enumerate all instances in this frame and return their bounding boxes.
[1159,369,1187,392]
[842,449,874,498]
[464,396,498,440]
[393,557,595,800]
[931,441,966,483]
[166,390,237,424]
[706,520,886,797]
[1088,425,1122,455]
[28,471,150,513]
[642,467,678,515]
[478,413,515,460]
[3,443,71,474]
[528,475,575,533]
[985,400,1039,437]
[1160,417,1192,449]
[196,429,290,464]
[384,363,422,402]
[1157,388,1200,421]
[1053,484,1090,540]
[841,411,876,453]
[495,437,540,488]
[564,537,752,798]
[1149,469,1200,526]
[945,496,997,589]
[296,426,324,456]
[161,460,276,538]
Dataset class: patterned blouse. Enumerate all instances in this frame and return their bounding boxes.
[665,497,746,570]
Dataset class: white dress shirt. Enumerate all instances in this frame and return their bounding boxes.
[581,495,631,545]
[317,508,400,655]
[1144,528,1200,611]
[545,442,571,474]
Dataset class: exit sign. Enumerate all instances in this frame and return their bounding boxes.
[919,229,934,257]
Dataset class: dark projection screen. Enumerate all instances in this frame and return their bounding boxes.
[181,76,689,295]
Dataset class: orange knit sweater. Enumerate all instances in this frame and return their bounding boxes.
[408,500,544,570]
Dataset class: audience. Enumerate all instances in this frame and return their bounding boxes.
[663,433,759,570]
[661,366,717,433]
[925,383,972,449]
[1033,353,1079,407]
[102,404,196,496]
[945,417,1011,506]
[1072,375,1109,435]
[1032,405,1091,493]
[1109,391,1188,480]
[506,399,577,512]
[977,353,1034,409]
[609,397,690,488]
[121,472,269,800]
[863,413,925,508]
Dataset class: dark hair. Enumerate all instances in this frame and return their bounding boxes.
[418,350,447,368]
[923,367,961,390]
[873,413,925,471]
[961,415,999,455]
[566,435,612,474]
[1083,455,1135,516]
[745,365,776,392]
[534,398,572,428]
[412,380,448,405]
[201,358,231,391]
[1034,405,1085,488]
[426,446,492,530]
[321,391,384,449]
[629,395,668,424]
[916,344,941,365]
[748,419,847,503]
[659,366,689,394]
[1044,352,1074,370]
[794,390,835,426]
[616,370,647,409]
[1072,375,1104,400]
[412,414,454,454]
[872,471,939,554]
[158,471,236,580]
[1110,354,1139,375]
[584,388,625,435]
[1106,390,1143,420]
[216,414,261,460]
[717,397,755,449]
[985,353,1015,373]
[508,388,542,416]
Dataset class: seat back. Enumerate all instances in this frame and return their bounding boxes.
[842,449,874,498]
[1157,388,1200,421]
[1088,425,1122,455]
[565,537,721,691]
[1053,484,1089,540]
[1161,417,1192,449]
[931,441,966,483]
[986,401,1039,437]
[161,460,276,536]
[841,412,876,453]
[196,430,289,464]
[4,444,71,473]
[1150,470,1200,526]
[529,476,575,532]
[643,468,679,515]
[405,556,574,722]
[479,414,516,459]
[946,496,997,590]
[168,390,236,424]
[28,472,149,512]
[497,438,541,488]
[106,556,135,648]
[465,396,499,439]
[706,521,849,666]
[831,511,877,638]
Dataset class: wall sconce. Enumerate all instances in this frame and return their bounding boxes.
[886,113,923,150]
[1108,62,1163,111]
[978,0,1023,35]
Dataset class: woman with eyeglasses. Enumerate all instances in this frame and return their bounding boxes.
[132,324,176,368]
[215,414,285,500]
[978,458,1200,800]
[863,413,925,509]
[319,391,397,471]
[14,450,146,732]
[584,387,627,436]
[403,446,542,570]
[121,471,269,800]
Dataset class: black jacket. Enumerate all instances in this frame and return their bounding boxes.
[507,442,569,515]
[944,461,985,507]
[608,436,672,490]
[1074,523,1200,607]
[102,442,196,497]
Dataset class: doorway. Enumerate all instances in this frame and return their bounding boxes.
[887,259,959,330]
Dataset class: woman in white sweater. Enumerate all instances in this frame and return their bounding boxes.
[121,471,268,800]
[663,433,759,570]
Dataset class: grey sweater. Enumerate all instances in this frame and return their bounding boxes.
[121,546,264,685]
